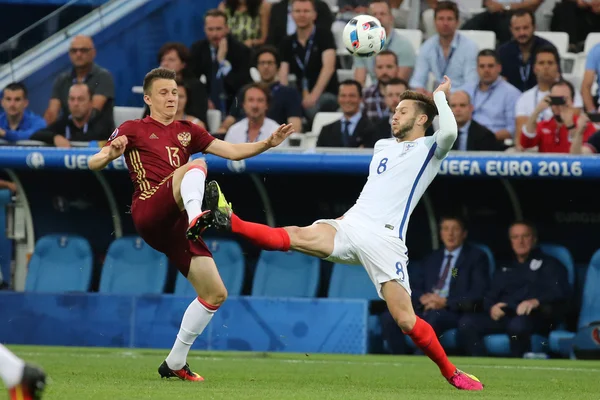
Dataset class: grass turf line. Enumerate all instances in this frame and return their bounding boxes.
[2,346,600,400]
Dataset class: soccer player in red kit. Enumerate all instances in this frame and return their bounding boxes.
[88,67,293,381]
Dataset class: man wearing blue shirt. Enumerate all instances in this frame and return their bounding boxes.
[0,83,46,143]
[409,2,478,95]
[461,49,521,140]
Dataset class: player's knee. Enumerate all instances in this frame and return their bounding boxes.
[205,286,228,307]
[187,159,208,173]
[390,308,416,332]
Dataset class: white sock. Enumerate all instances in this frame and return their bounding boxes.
[165,297,217,370]
[181,167,206,224]
[0,344,25,388]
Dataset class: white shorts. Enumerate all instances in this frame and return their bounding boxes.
[314,218,411,300]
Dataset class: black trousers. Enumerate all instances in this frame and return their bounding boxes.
[551,0,600,50]
[380,309,461,354]
[462,11,512,45]
[457,312,553,357]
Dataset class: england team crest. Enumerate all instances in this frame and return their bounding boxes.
[178,132,191,147]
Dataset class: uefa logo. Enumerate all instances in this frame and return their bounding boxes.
[26,152,45,169]
[227,160,246,173]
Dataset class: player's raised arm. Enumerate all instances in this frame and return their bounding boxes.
[432,76,458,159]
[88,136,128,170]
[205,123,294,161]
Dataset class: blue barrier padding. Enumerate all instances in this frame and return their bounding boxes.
[0,190,12,286]
[0,292,368,354]
[1,147,599,179]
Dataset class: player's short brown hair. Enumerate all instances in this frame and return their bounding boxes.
[143,67,176,95]
[398,91,438,130]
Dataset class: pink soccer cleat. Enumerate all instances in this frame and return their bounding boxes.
[447,369,484,390]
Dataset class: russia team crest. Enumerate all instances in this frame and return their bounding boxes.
[178,132,191,147]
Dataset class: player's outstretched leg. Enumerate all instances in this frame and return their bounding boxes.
[0,344,46,399]
[381,282,483,391]
[204,181,336,257]
[175,160,212,240]
[160,256,227,382]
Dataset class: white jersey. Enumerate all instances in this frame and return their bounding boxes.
[343,91,458,241]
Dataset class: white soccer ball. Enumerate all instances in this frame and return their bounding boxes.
[342,15,386,58]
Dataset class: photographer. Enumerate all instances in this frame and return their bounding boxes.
[521,80,596,153]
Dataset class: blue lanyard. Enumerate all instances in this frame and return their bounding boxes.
[374,89,387,119]
[518,53,531,89]
[246,128,261,143]
[437,36,458,80]
[292,27,316,73]
[472,83,497,116]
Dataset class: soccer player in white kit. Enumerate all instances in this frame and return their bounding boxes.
[0,344,46,399]
[205,76,483,391]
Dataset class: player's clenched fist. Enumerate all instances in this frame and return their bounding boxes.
[266,123,294,148]
[109,136,128,158]
[433,75,452,98]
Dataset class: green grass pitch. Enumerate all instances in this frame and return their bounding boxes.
[2,346,600,399]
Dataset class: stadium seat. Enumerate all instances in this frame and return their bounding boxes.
[470,242,496,277]
[174,239,245,297]
[458,30,496,50]
[484,243,574,356]
[328,263,378,300]
[536,31,570,54]
[337,69,353,82]
[306,112,343,147]
[99,236,167,295]
[206,109,222,134]
[540,243,575,287]
[113,106,144,127]
[252,251,320,298]
[25,234,93,293]
[549,249,600,357]
[395,29,423,54]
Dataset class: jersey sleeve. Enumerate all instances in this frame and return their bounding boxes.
[190,123,216,153]
[430,91,458,159]
[104,121,136,149]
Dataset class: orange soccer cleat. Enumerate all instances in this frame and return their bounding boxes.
[9,364,46,400]
[158,361,204,382]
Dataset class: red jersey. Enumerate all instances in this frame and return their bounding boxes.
[106,116,215,199]
[521,114,596,153]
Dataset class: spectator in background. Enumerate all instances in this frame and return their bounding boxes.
[266,0,333,50]
[373,78,409,137]
[155,42,208,126]
[174,82,205,128]
[337,0,369,13]
[449,91,504,151]
[279,0,338,121]
[353,0,415,87]
[189,9,252,116]
[571,125,600,155]
[458,220,570,358]
[381,216,490,355]
[31,83,113,147]
[362,51,401,121]
[224,83,282,144]
[43,35,115,130]
[217,45,303,134]
[514,46,584,147]
[550,0,600,52]
[498,11,556,92]
[409,2,478,95]
[461,49,521,141]
[581,43,600,114]
[316,80,377,148]
[521,80,596,153]
[218,0,271,48]
[462,0,543,44]
[0,82,46,142]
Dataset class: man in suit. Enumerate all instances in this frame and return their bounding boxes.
[316,80,376,148]
[189,9,252,116]
[381,216,490,354]
[266,0,334,50]
[449,91,504,151]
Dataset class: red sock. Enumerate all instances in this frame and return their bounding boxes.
[403,316,456,379]
[231,213,291,251]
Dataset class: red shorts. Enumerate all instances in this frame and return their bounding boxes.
[131,175,211,277]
